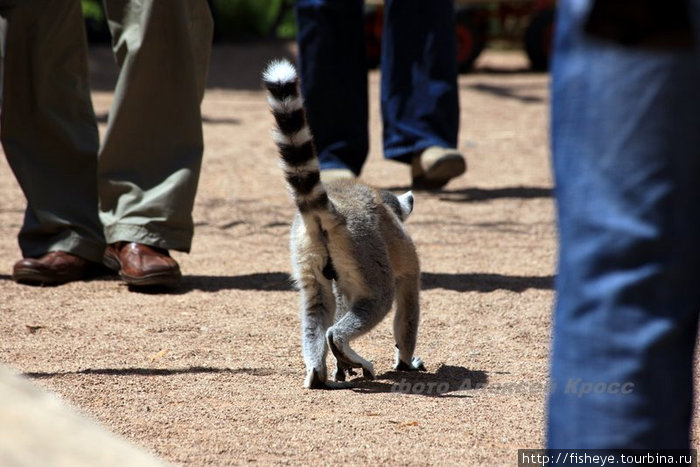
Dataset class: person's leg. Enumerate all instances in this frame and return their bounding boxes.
[294,0,368,176]
[99,0,213,253]
[1,0,104,264]
[380,0,459,162]
[548,0,700,448]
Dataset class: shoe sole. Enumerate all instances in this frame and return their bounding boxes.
[12,268,83,286]
[105,249,181,288]
[412,154,466,190]
[120,271,182,288]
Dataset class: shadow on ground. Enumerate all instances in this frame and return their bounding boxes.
[351,364,489,398]
[1,272,552,293]
[123,273,293,295]
[464,82,546,104]
[181,273,293,292]
[470,66,547,76]
[23,366,273,379]
[178,272,553,294]
[379,185,552,202]
[438,186,552,203]
[422,272,554,292]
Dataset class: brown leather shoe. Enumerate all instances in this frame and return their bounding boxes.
[12,251,90,285]
[104,242,181,288]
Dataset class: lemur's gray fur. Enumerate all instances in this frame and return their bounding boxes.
[263,60,425,389]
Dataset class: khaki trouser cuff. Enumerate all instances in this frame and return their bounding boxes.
[21,232,105,264]
[104,224,193,253]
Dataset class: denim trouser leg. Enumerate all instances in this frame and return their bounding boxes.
[548,1,700,449]
[381,0,459,162]
[295,0,368,175]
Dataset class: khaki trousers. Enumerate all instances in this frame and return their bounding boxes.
[0,0,212,262]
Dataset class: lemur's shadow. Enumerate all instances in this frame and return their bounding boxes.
[350,364,488,398]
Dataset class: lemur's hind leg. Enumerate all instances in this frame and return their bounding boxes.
[329,284,357,382]
[299,276,335,388]
[393,274,426,372]
[333,360,358,382]
[326,298,389,380]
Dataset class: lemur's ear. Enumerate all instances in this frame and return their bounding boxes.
[397,191,414,220]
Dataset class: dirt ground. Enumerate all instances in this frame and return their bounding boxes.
[0,44,693,466]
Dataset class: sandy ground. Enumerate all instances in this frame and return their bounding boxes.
[0,44,691,466]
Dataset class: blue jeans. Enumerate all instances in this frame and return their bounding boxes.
[549,0,700,449]
[295,0,459,174]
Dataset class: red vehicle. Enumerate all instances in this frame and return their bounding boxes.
[364,0,557,72]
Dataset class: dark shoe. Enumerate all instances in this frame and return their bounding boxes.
[12,251,90,285]
[104,242,181,288]
[411,146,466,190]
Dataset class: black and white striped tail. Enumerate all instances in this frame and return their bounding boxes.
[263,59,329,214]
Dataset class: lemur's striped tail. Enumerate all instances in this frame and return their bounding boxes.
[263,59,329,214]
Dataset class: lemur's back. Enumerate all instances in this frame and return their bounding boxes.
[263,60,425,389]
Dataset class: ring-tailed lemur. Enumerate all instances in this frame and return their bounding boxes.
[263,59,426,389]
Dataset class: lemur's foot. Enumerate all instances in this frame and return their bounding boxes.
[305,369,352,389]
[393,356,426,372]
[333,364,358,382]
[327,331,375,380]
[304,368,326,389]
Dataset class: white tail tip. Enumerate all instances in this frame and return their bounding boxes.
[263,59,297,84]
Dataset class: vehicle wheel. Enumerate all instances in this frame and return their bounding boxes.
[455,7,487,73]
